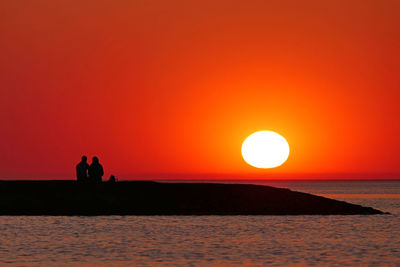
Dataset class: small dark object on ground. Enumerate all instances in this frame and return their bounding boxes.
[108,175,116,183]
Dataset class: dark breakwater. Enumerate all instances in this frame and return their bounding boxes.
[0,181,385,215]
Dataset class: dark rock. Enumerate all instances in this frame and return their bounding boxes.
[0,181,385,215]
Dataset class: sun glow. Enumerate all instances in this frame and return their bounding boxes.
[241,131,290,168]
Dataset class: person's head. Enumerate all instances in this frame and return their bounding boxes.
[81,156,87,162]
[92,156,99,164]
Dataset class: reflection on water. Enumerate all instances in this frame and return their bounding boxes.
[0,215,399,266]
[321,194,400,199]
[0,181,399,266]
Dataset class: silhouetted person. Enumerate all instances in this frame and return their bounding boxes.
[76,156,89,182]
[88,156,104,183]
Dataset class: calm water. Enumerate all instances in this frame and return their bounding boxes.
[0,181,399,266]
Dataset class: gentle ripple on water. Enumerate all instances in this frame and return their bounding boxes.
[0,214,399,266]
[0,181,399,266]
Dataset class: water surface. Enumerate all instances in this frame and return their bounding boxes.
[0,181,399,266]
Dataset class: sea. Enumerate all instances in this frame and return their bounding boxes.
[0,180,399,266]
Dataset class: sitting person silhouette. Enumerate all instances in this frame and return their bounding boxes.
[88,156,104,183]
[76,156,89,182]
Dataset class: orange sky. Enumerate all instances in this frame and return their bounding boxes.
[1,0,400,179]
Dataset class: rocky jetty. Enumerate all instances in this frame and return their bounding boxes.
[0,181,385,215]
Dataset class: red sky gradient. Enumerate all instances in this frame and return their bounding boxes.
[1,1,400,180]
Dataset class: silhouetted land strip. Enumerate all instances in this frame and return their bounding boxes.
[0,181,386,215]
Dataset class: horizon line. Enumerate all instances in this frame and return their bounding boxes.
[1,172,400,181]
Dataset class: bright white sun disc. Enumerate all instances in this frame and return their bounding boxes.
[241,131,290,168]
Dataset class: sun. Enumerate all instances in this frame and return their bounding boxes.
[241,131,290,168]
